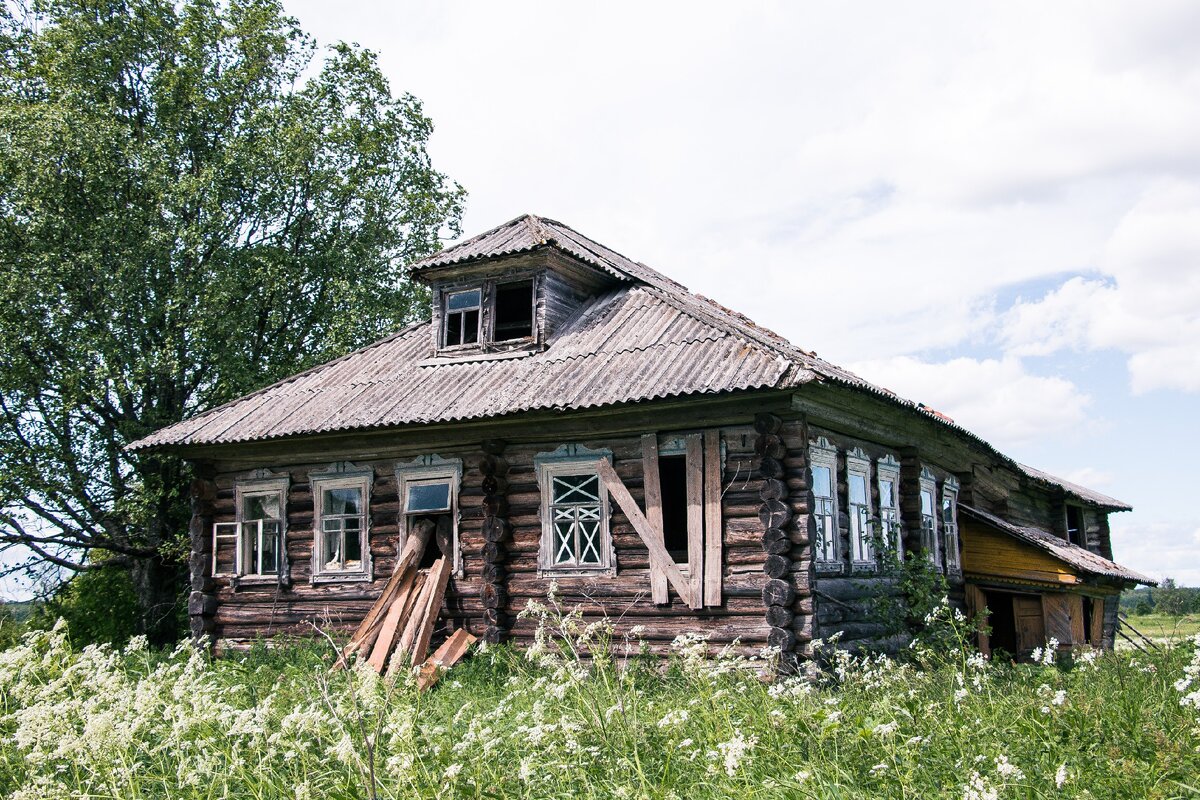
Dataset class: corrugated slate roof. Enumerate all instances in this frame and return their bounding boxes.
[128,213,1131,521]
[130,286,801,449]
[1018,464,1131,511]
[960,505,1152,585]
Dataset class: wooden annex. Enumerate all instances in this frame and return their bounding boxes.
[131,214,1152,665]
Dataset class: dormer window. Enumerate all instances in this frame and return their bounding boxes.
[437,277,539,352]
[443,289,481,346]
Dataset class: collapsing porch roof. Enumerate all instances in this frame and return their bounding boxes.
[960,505,1153,586]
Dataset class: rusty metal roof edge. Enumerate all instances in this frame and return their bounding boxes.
[959,503,1153,586]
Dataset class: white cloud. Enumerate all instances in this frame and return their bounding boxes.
[1062,467,1114,489]
[1000,179,1200,393]
[847,356,1092,449]
[1110,517,1200,587]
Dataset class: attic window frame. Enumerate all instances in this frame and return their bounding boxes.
[437,274,540,353]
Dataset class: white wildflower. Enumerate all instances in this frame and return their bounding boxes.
[657,708,689,728]
[870,762,888,774]
[994,754,1024,780]
[1052,690,1067,707]
[443,763,462,781]
[1055,763,1069,788]
[872,721,899,737]
[716,731,757,776]
[963,771,999,800]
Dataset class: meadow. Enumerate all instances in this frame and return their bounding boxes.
[1,598,1198,800]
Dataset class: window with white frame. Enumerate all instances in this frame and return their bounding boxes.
[536,446,613,574]
[396,455,462,574]
[311,467,372,581]
[442,288,482,347]
[846,448,874,567]
[919,467,940,569]
[942,477,961,574]
[877,455,902,558]
[810,437,839,569]
[212,475,288,580]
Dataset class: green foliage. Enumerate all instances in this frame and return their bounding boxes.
[0,602,26,650]
[1123,580,1200,617]
[869,541,955,645]
[1,610,1198,799]
[0,0,464,640]
[29,565,143,647]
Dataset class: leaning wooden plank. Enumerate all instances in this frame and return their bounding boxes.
[333,519,433,669]
[702,429,723,607]
[416,628,477,692]
[390,572,431,668]
[365,568,418,673]
[409,557,453,670]
[685,432,704,611]
[641,433,669,605]
[595,458,696,608]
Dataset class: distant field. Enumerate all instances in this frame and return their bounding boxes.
[1121,613,1200,644]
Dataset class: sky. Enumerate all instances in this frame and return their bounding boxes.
[4,1,1197,597]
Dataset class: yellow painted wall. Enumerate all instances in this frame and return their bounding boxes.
[961,519,1080,586]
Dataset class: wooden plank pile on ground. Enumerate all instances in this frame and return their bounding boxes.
[332,519,475,687]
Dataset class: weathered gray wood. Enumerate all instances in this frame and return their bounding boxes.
[686,433,705,610]
[703,429,723,607]
[641,433,669,604]
[595,458,697,609]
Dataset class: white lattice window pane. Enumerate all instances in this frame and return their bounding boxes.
[579,519,601,564]
[553,474,600,504]
[553,521,574,564]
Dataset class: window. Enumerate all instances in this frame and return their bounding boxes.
[942,477,960,575]
[396,455,463,575]
[212,474,288,580]
[658,453,690,562]
[536,446,613,575]
[494,280,535,341]
[240,491,283,577]
[810,437,839,570]
[877,454,902,558]
[847,448,874,568]
[443,288,481,347]
[438,278,539,350]
[919,467,940,569]
[311,466,372,581]
[1066,505,1085,547]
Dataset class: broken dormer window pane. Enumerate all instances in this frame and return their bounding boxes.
[444,289,481,346]
[494,280,534,341]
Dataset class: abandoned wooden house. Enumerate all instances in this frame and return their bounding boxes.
[131,213,1151,665]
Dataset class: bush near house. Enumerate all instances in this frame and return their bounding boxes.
[1,601,1198,799]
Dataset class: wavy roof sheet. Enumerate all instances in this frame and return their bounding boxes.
[961,505,1152,585]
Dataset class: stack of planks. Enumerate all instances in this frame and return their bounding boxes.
[333,519,475,689]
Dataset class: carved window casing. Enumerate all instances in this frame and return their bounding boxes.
[877,454,903,558]
[847,448,875,569]
[810,437,840,571]
[536,445,614,576]
[919,467,941,570]
[212,471,288,582]
[310,464,373,582]
[942,477,961,576]
[395,455,463,576]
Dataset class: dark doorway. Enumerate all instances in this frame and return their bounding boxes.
[985,590,1018,656]
[659,454,689,562]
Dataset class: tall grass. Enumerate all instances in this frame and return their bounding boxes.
[1,598,1198,799]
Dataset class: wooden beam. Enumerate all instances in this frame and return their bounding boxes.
[641,433,669,605]
[685,433,704,610]
[702,429,723,607]
[409,557,453,672]
[365,568,417,673]
[595,458,696,608]
[416,628,477,692]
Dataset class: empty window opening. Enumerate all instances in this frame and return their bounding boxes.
[494,280,534,341]
[444,289,481,347]
[658,454,690,562]
[1066,505,1085,547]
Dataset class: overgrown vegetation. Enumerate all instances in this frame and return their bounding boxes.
[2,596,1198,799]
[1123,580,1200,617]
